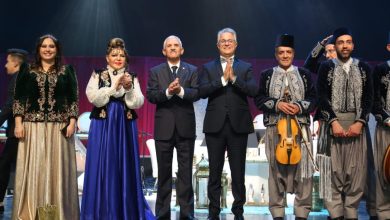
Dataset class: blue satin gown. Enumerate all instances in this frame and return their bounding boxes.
[81,100,155,220]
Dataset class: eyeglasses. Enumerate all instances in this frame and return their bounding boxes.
[218,39,236,45]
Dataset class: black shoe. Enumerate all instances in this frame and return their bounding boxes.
[207,216,220,220]
[0,205,4,214]
[369,217,378,220]
[273,218,284,220]
[234,214,244,220]
[296,218,307,220]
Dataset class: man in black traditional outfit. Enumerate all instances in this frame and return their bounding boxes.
[255,34,316,220]
[316,27,373,220]
[371,31,390,220]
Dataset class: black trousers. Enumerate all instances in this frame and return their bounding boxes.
[0,137,18,202]
[155,132,195,220]
[205,119,248,217]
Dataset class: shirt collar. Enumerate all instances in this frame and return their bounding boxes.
[168,61,180,70]
[107,65,125,75]
[220,55,235,63]
[336,57,353,73]
[276,65,295,73]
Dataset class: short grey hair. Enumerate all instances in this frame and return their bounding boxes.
[217,28,237,43]
[163,35,183,49]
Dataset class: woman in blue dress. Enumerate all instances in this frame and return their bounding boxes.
[81,38,155,220]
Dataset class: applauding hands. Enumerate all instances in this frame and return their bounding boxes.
[168,78,182,95]
[115,72,133,91]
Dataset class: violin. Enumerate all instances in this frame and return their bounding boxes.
[275,89,301,165]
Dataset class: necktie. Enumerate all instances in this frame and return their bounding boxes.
[171,66,178,77]
[220,57,233,64]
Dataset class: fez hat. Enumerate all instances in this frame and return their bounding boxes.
[332,27,352,42]
[275,34,294,49]
[326,36,335,45]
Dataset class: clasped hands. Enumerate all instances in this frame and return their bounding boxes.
[115,72,133,91]
[331,120,363,138]
[168,78,182,95]
[277,101,300,115]
[223,60,236,82]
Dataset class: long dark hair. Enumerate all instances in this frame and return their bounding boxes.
[32,34,63,72]
[106,38,129,68]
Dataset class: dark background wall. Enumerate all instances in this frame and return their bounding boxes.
[0,0,389,60]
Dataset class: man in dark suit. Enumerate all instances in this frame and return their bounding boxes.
[147,35,199,220]
[0,48,28,213]
[199,28,258,220]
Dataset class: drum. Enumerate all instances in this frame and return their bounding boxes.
[384,144,390,184]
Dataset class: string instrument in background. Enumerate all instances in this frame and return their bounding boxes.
[275,89,301,165]
[384,144,390,184]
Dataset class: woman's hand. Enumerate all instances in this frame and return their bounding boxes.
[122,72,133,90]
[66,118,77,138]
[115,74,124,91]
[14,116,24,139]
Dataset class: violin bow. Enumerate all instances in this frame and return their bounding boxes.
[293,115,319,171]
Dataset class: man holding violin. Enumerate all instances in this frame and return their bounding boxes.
[255,34,317,220]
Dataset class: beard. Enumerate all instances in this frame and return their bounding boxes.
[336,49,352,62]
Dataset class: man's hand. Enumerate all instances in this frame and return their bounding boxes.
[320,35,333,46]
[227,59,236,82]
[346,121,363,137]
[223,59,232,81]
[168,78,181,95]
[277,102,299,115]
[331,120,346,137]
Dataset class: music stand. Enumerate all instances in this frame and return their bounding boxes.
[139,131,153,195]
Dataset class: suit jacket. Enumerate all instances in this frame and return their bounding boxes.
[0,73,18,138]
[199,58,258,134]
[147,61,199,140]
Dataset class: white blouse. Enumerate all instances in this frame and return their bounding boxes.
[86,66,144,109]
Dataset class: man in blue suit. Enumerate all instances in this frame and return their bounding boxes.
[147,35,199,220]
[199,28,258,220]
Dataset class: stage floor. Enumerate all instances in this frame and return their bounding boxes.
[0,193,371,220]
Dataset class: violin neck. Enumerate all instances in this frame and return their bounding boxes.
[287,114,292,137]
